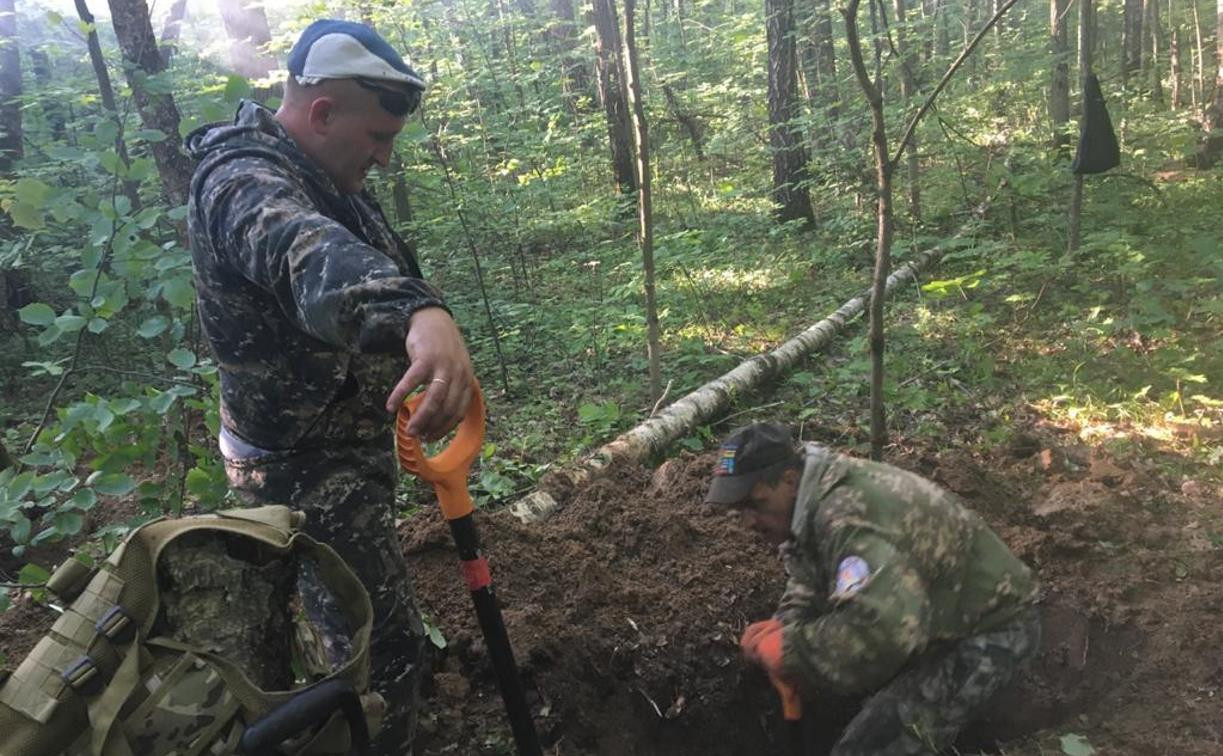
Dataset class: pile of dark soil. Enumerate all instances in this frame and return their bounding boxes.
[405,418,1222,755]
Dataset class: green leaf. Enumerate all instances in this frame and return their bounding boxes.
[7,471,35,500]
[91,473,137,497]
[8,201,45,229]
[10,516,32,545]
[224,75,252,102]
[167,348,197,369]
[18,563,51,586]
[160,276,195,308]
[69,488,98,511]
[36,324,63,346]
[137,315,170,338]
[15,177,53,208]
[94,119,119,146]
[425,622,447,649]
[1060,733,1096,756]
[51,511,84,537]
[0,588,10,612]
[183,467,217,497]
[18,302,55,326]
[133,129,168,143]
[109,399,142,415]
[87,317,109,334]
[149,391,177,414]
[55,314,87,333]
[69,268,101,296]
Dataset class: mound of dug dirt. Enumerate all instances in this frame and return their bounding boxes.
[405,433,1216,755]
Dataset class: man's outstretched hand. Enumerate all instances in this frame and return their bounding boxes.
[385,307,474,441]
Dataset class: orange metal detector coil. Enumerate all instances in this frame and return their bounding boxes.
[394,381,485,520]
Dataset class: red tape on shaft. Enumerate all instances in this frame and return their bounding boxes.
[460,556,492,591]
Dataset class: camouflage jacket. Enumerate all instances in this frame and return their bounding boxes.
[186,100,446,451]
[776,444,1039,696]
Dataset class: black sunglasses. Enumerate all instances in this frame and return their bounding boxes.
[354,77,421,117]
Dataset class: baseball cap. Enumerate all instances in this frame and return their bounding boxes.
[705,422,798,505]
[287,20,425,114]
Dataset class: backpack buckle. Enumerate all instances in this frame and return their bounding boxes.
[96,605,136,644]
[62,655,102,695]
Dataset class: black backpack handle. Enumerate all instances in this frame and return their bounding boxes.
[239,679,371,756]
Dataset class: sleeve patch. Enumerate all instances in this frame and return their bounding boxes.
[832,555,871,598]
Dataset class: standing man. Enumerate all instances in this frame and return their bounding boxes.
[187,20,473,754]
[707,423,1040,754]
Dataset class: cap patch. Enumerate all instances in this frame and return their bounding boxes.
[832,555,871,599]
[715,446,737,476]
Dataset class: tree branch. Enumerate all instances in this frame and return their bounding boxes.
[889,0,1021,170]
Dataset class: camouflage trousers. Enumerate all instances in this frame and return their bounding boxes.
[830,606,1041,756]
[224,442,427,756]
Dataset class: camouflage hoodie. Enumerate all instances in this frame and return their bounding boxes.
[186,100,446,451]
[776,444,1039,696]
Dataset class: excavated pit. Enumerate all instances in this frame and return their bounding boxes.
[405,434,1214,755]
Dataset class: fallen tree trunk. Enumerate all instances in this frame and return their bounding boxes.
[510,215,985,523]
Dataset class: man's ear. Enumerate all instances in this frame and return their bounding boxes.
[781,467,799,487]
[306,97,337,134]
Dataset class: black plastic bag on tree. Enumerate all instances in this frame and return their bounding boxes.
[1072,74,1121,175]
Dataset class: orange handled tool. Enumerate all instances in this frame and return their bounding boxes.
[394,382,486,521]
[395,383,541,756]
[771,674,805,755]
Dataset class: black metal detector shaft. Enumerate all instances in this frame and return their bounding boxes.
[395,384,541,756]
[449,514,542,756]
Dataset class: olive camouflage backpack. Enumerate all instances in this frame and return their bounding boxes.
[0,506,380,755]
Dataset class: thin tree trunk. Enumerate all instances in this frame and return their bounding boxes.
[801,0,840,144]
[1148,0,1165,102]
[1124,0,1144,85]
[106,0,193,206]
[661,83,705,159]
[895,0,921,220]
[29,49,66,141]
[1051,0,1071,147]
[75,0,141,210]
[216,0,276,79]
[160,0,189,63]
[843,0,892,460]
[767,0,815,225]
[1069,0,1093,253]
[548,0,592,113]
[592,0,637,202]
[935,0,950,57]
[622,0,662,403]
[0,0,22,172]
[1170,0,1182,107]
[1192,0,1205,110]
[1194,0,1222,166]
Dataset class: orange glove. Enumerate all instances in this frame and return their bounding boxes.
[740,618,785,677]
[770,673,802,722]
